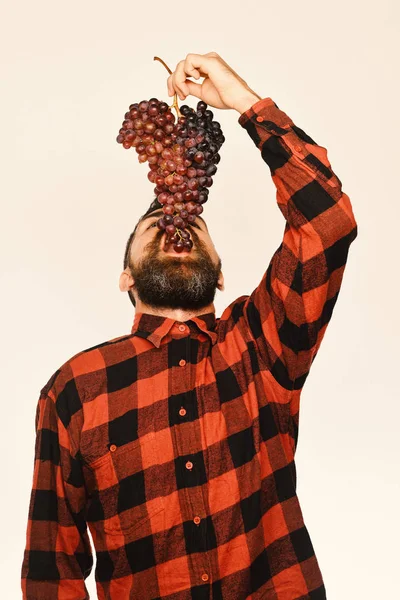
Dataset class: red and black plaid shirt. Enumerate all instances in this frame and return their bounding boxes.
[21,97,357,599]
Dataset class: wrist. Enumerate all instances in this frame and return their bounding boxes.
[233,92,263,115]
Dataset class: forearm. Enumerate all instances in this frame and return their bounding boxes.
[238,96,357,233]
[21,392,93,599]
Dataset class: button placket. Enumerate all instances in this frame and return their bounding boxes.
[172,325,208,563]
[175,328,188,420]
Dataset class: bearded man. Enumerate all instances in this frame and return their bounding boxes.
[21,52,357,600]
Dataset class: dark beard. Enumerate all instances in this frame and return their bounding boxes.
[129,229,222,310]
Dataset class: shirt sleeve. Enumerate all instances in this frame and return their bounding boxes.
[237,97,358,394]
[21,390,93,599]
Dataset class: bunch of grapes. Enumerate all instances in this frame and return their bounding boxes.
[116,97,224,252]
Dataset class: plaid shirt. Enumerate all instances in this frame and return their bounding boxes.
[21,97,357,600]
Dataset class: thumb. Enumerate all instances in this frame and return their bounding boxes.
[183,79,203,100]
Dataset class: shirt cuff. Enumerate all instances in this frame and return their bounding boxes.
[238,97,294,131]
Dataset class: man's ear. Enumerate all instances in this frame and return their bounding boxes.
[119,268,134,292]
[217,270,225,292]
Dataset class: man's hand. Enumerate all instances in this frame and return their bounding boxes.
[167,52,262,114]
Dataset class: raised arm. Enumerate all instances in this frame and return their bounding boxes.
[237,97,357,396]
[21,387,93,599]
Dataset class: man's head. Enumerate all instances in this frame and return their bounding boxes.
[120,200,224,311]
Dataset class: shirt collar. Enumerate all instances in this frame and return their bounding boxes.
[131,311,218,348]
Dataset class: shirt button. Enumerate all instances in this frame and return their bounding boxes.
[256,116,264,122]
[109,444,117,452]
[179,407,186,416]
[294,144,302,152]
[178,324,186,332]
[186,461,193,470]
[193,516,201,525]
[179,359,186,367]
[201,573,209,582]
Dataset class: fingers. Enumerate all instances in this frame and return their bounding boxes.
[167,53,216,99]
[169,60,189,100]
[184,53,213,78]
[167,74,174,97]
[184,56,201,81]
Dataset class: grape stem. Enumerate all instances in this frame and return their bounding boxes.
[153,56,182,119]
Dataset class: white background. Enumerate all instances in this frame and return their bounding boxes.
[1,0,399,598]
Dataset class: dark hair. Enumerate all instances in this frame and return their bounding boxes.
[123,198,162,307]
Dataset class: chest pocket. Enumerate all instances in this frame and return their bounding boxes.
[86,431,165,536]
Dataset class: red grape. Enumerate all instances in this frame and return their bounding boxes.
[144,122,156,134]
[146,145,157,156]
[156,218,166,230]
[173,174,183,185]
